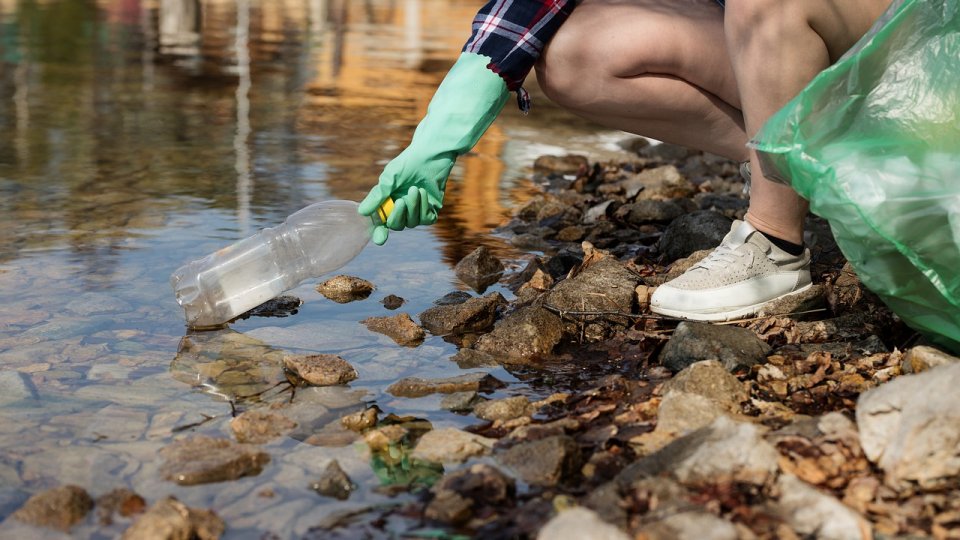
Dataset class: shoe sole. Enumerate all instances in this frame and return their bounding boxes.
[649,283,814,322]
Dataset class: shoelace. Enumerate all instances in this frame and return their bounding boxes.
[695,241,747,271]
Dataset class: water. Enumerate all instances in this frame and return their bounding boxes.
[0,1,637,537]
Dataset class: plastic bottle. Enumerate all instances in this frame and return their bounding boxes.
[170,199,392,329]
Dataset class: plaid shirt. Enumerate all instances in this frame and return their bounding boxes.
[463,0,578,111]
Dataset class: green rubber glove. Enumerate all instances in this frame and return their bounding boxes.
[358,52,510,245]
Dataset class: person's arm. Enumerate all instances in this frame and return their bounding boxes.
[358,0,578,245]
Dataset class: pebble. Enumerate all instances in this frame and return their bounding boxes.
[412,428,496,463]
[283,354,358,386]
[310,460,355,500]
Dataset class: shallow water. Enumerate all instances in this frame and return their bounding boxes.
[0,0,636,537]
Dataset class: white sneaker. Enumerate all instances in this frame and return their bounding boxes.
[650,220,812,321]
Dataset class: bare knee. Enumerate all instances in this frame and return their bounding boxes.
[724,0,810,50]
[534,17,607,111]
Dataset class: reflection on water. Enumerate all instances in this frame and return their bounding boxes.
[0,0,632,536]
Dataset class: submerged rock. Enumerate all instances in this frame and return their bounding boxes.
[96,488,146,525]
[658,322,770,374]
[455,246,505,293]
[283,354,357,386]
[12,485,93,532]
[310,460,355,500]
[440,391,480,412]
[316,275,374,303]
[419,292,506,336]
[361,313,425,346]
[159,435,270,485]
[121,496,224,540]
[230,409,298,444]
[412,428,496,463]
[386,372,506,398]
[497,435,580,487]
[340,406,379,432]
[474,306,563,363]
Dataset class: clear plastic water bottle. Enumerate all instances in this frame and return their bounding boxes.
[170,199,392,329]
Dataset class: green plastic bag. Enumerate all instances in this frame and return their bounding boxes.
[752,0,960,352]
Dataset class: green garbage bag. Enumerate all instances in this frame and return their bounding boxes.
[751,0,960,352]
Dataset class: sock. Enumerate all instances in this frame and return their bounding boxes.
[760,231,805,256]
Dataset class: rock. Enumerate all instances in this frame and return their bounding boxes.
[451,349,501,369]
[497,435,580,487]
[386,372,506,398]
[534,154,589,176]
[229,409,297,444]
[545,258,638,319]
[419,292,506,336]
[613,200,686,225]
[381,294,405,310]
[121,496,224,540]
[543,249,584,280]
[638,512,739,540]
[556,225,586,242]
[239,295,302,319]
[159,435,270,485]
[474,307,563,362]
[473,396,532,422]
[901,345,959,374]
[755,284,827,318]
[771,474,870,540]
[658,322,770,374]
[537,507,630,540]
[425,464,515,525]
[316,275,374,303]
[767,413,866,489]
[622,165,694,200]
[411,428,496,463]
[657,211,732,262]
[440,391,480,412]
[310,460,355,500]
[583,200,615,224]
[856,362,960,489]
[363,425,408,451]
[340,406,379,432]
[361,313,425,346]
[660,359,748,412]
[455,246,505,292]
[0,370,40,406]
[95,488,146,525]
[12,485,93,532]
[283,354,357,386]
[622,416,779,487]
[652,391,730,438]
[434,291,473,305]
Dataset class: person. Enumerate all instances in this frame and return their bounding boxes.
[358,0,892,321]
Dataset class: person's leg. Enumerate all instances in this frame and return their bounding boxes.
[724,0,891,245]
[535,0,747,161]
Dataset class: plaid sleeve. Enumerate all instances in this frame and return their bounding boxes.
[463,0,578,108]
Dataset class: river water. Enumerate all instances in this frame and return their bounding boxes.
[0,1,636,537]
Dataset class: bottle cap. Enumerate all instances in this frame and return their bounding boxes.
[376,198,394,223]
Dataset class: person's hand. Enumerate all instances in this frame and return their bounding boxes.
[358,52,509,245]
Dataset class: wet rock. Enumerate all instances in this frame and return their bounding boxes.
[658,322,770,374]
[340,406,379,432]
[497,435,580,487]
[543,258,639,330]
[638,512,739,540]
[229,409,298,444]
[455,246,505,293]
[661,359,748,411]
[534,154,589,176]
[310,460,355,500]
[657,210,732,262]
[412,428,496,463]
[451,348,501,369]
[426,464,515,525]
[0,370,40,406]
[386,372,506,398]
[159,435,270,485]
[361,313,425,346]
[12,485,93,532]
[419,292,506,336]
[239,295,302,319]
[440,391,480,412]
[770,474,870,540]
[613,200,686,225]
[900,345,959,374]
[474,396,532,422]
[856,362,960,489]
[95,488,146,525]
[622,416,779,487]
[434,290,473,305]
[474,306,563,362]
[316,275,374,303]
[381,294,405,310]
[283,354,357,386]
[537,507,630,540]
[121,496,224,540]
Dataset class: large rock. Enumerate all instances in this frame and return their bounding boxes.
[361,313,425,346]
[283,354,357,386]
[454,246,505,293]
[412,428,496,463]
[658,211,732,262]
[122,496,224,540]
[12,485,93,532]
[386,372,505,398]
[536,507,630,540]
[856,362,960,489]
[770,474,870,540]
[419,292,506,336]
[497,435,580,487]
[658,322,770,374]
[660,359,748,411]
[474,307,563,362]
[545,258,638,316]
[159,435,270,485]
